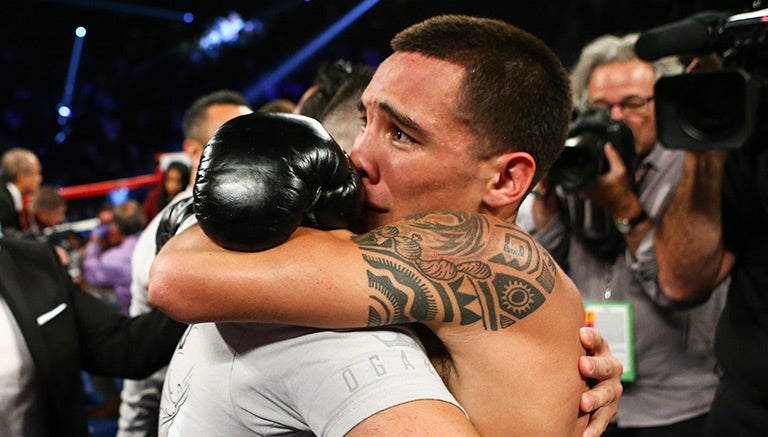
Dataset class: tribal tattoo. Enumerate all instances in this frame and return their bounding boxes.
[352,211,558,331]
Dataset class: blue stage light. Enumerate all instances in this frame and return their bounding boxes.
[57,105,72,118]
[183,12,194,23]
[75,26,86,37]
[55,131,68,144]
[197,12,264,58]
[108,187,130,206]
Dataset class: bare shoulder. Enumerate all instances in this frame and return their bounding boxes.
[350,210,566,330]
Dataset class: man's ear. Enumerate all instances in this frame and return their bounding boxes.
[182,138,200,154]
[482,152,536,208]
[182,138,204,161]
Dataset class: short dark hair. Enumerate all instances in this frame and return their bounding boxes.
[319,65,375,152]
[320,64,375,121]
[257,98,296,114]
[31,185,66,213]
[182,90,249,142]
[392,15,572,184]
[298,60,361,120]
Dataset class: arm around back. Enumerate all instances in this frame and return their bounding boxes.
[34,238,188,379]
[149,210,565,330]
[72,285,187,379]
[149,223,372,326]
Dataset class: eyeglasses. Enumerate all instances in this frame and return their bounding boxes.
[590,95,654,116]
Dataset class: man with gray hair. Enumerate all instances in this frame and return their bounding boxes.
[526,33,728,435]
[0,147,42,236]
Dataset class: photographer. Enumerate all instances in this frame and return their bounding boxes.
[650,10,768,434]
[528,33,728,435]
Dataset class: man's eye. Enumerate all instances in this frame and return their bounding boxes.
[621,98,644,109]
[393,128,413,143]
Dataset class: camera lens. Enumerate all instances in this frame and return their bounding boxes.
[656,70,758,150]
[549,132,604,193]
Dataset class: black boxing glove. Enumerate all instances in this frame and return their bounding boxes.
[155,195,195,254]
[193,112,363,252]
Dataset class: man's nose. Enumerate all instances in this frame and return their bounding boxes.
[609,104,625,120]
[349,134,373,182]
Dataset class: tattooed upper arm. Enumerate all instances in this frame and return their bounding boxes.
[352,211,558,330]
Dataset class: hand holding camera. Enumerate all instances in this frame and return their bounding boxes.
[580,142,636,215]
[548,108,636,194]
[538,108,640,259]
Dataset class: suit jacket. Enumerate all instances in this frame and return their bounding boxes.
[0,238,187,436]
[0,183,21,234]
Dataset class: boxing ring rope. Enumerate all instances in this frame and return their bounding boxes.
[33,172,162,236]
[36,152,189,234]
[57,173,161,200]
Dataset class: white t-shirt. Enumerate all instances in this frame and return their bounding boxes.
[160,323,463,437]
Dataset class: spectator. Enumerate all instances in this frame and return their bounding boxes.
[653,42,768,436]
[141,161,191,223]
[82,199,145,316]
[527,33,726,435]
[657,136,768,436]
[0,236,186,436]
[20,184,67,237]
[0,147,42,236]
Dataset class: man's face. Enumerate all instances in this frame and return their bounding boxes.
[186,103,252,174]
[201,104,254,144]
[588,59,657,159]
[18,156,42,195]
[106,222,123,246]
[37,205,66,228]
[350,52,497,231]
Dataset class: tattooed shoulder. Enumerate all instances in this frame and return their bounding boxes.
[351,211,559,330]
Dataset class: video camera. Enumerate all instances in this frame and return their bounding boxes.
[635,7,768,150]
[548,108,636,193]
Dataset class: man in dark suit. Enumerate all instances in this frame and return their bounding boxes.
[0,148,42,236]
[0,237,186,436]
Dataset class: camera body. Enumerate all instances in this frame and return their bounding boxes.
[546,108,637,260]
[548,108,636,193]
[639,7,768,150]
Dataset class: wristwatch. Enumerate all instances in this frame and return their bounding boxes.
[614,210,648,234]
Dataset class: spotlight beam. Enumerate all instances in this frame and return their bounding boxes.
[61,27,86,114]
[245,0,380,101]
[55,26,86,143]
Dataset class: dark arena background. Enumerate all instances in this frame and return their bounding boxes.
[1,0,751,220]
